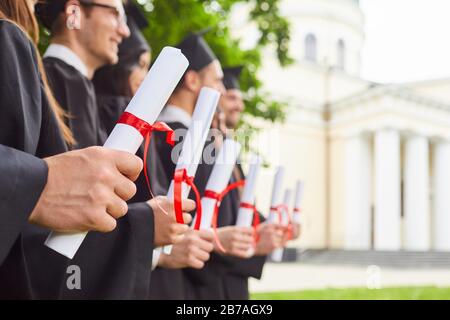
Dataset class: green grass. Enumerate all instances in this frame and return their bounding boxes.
[251,287,450,300]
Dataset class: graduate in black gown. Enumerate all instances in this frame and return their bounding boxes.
[34,0,154,299]
[0,1,143,299]
[94,18,214,301]
[219,67,287,300]
[0,3,74,297]
[183,66,288,300]
[146,31,231,300]
[148,32,260,300]
[36,0,195,299]
[93,3,168,199]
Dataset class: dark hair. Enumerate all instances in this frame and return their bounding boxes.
[93,51,145,97]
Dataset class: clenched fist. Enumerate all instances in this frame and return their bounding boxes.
[158,229,214,269]
[149,196,194,247]
[29,146,143,233]
[254,223,285,256]
[214,226,254,258]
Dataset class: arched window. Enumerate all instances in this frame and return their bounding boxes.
[304,33,317,63]
[337,39,346,70]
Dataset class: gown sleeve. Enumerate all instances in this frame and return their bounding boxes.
[0,145,48,266]
[0,20,42,153]
[58,202,155,299]
[0,20,48,266]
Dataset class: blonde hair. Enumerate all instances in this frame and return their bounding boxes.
[0,0,75,145]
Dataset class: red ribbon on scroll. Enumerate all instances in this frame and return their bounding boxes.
[204,180,246,252]
[117,112,174,201]
[270,204,293,240]
[173,168,203,230]
[239,202,261,244]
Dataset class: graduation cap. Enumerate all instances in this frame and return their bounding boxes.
[124,0,148,29]
[176,28,217,71]
[35,0,68,30]
[223,66,244,90]
[119,2,151,64]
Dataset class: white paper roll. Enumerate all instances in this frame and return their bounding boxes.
[193,139,242,230]
[163,87,220,254]
[281,189,292,225]
[270,189,291,262]
[270,167,284,208]
[293,180,305,224]
[45,47,189,259]
[267,167,285,262]
[235,155,262,227]
[268,166,285,224]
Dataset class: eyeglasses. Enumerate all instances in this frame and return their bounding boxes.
[79,1,127,27]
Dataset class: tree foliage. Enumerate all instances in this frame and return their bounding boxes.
[138,0,292,123]
[39,0,293,124]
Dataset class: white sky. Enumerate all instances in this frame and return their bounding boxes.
[360,0,450,83]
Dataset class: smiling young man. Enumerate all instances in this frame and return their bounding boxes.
[37,0,130,149]
[34,0,195,299]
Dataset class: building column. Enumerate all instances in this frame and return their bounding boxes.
[403,135,430,251]
[344,134,372,250]
[374,130,401,250]
[432,141,450,251]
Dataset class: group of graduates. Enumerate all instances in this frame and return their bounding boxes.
[0,0,300,300]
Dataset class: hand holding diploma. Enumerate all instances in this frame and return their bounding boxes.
[158,229,214,269]
[213,226,254,258]
[253,223,285,256]
[163,87,221,254]
[270,189,292,261]
[149,196,195,247]
[195,139,242,231]
[45,47,189,259]
[235,155,262,228]
[30,147,142,233]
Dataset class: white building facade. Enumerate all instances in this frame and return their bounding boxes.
[232,0,450,252]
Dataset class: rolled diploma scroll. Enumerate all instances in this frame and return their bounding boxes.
[270,189,292,262]
[280,189,292,225]
[293,181,305,224]
[45,47,189,259]
[193,139,242,230]
[267,166,285,262]
[162,87,220,254]
[235,155,262,227]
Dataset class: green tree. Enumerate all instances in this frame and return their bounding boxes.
[138,0,292,124]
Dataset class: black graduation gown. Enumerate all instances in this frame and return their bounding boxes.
[147,121,188,300]
[0,20,70,299]
[0,21,155,300]
[44,57,107,149]
[183,158,267,300]
[0,145,47,266]
[41,57,155,299]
